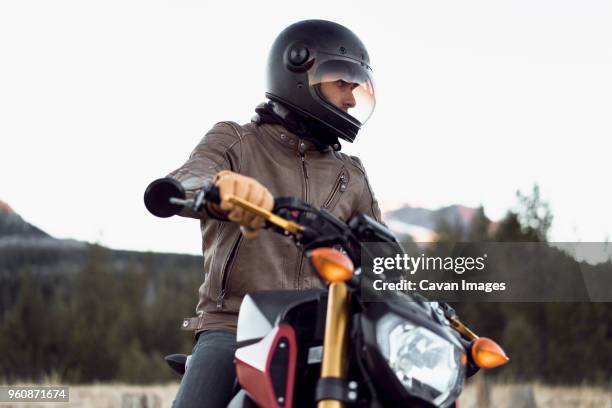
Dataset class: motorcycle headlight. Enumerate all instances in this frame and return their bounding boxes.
[376,313,465,407]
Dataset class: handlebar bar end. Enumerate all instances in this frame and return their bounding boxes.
[144,177,186,218]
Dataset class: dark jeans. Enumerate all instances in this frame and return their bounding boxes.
[172,330,237,408]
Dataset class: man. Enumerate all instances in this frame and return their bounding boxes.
[168,19,382,407]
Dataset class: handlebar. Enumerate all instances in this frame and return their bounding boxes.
[144,177,399,265]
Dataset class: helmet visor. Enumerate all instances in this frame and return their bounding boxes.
[309,57,376,124]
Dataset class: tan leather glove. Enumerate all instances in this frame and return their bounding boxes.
[211,170,274,238]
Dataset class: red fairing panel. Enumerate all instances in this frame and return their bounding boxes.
[235,324,297,408]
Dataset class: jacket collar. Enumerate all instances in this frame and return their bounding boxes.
[257,123,320,153]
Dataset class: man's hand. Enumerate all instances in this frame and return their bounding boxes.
[211,171,274,238]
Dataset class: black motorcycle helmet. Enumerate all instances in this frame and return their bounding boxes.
[265,19,376,143]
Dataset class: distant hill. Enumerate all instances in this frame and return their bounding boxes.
[0,200,50,239]
[383,204,497,242]
[0,200,87,253]
[0,200,201,278]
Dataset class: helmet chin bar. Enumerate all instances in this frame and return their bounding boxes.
[266,92,360,144]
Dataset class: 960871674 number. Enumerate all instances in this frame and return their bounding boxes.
[0,386,69,402]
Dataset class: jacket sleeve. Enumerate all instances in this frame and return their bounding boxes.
[349,156,383,224]
[166,122,242,219]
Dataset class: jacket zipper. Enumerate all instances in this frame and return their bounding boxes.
[216,234,243,309]
[299,152,309,194]
[323,170,347,209]
[297,147,308,288]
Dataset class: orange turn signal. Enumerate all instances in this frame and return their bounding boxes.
[309,248,354,283]
[471,337,509,369]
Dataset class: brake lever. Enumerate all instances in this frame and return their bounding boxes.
[189,182,306,235]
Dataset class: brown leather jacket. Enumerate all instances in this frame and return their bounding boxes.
[168,120,382,333]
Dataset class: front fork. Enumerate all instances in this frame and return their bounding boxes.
[318,281,350,408]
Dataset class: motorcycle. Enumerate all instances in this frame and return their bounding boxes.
[144,178,509,408]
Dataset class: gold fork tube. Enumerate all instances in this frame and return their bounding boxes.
[317,282,349,408]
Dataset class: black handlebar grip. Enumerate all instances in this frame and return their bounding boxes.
[144,178,186,218]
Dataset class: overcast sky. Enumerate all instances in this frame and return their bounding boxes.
[1,0,611,255]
